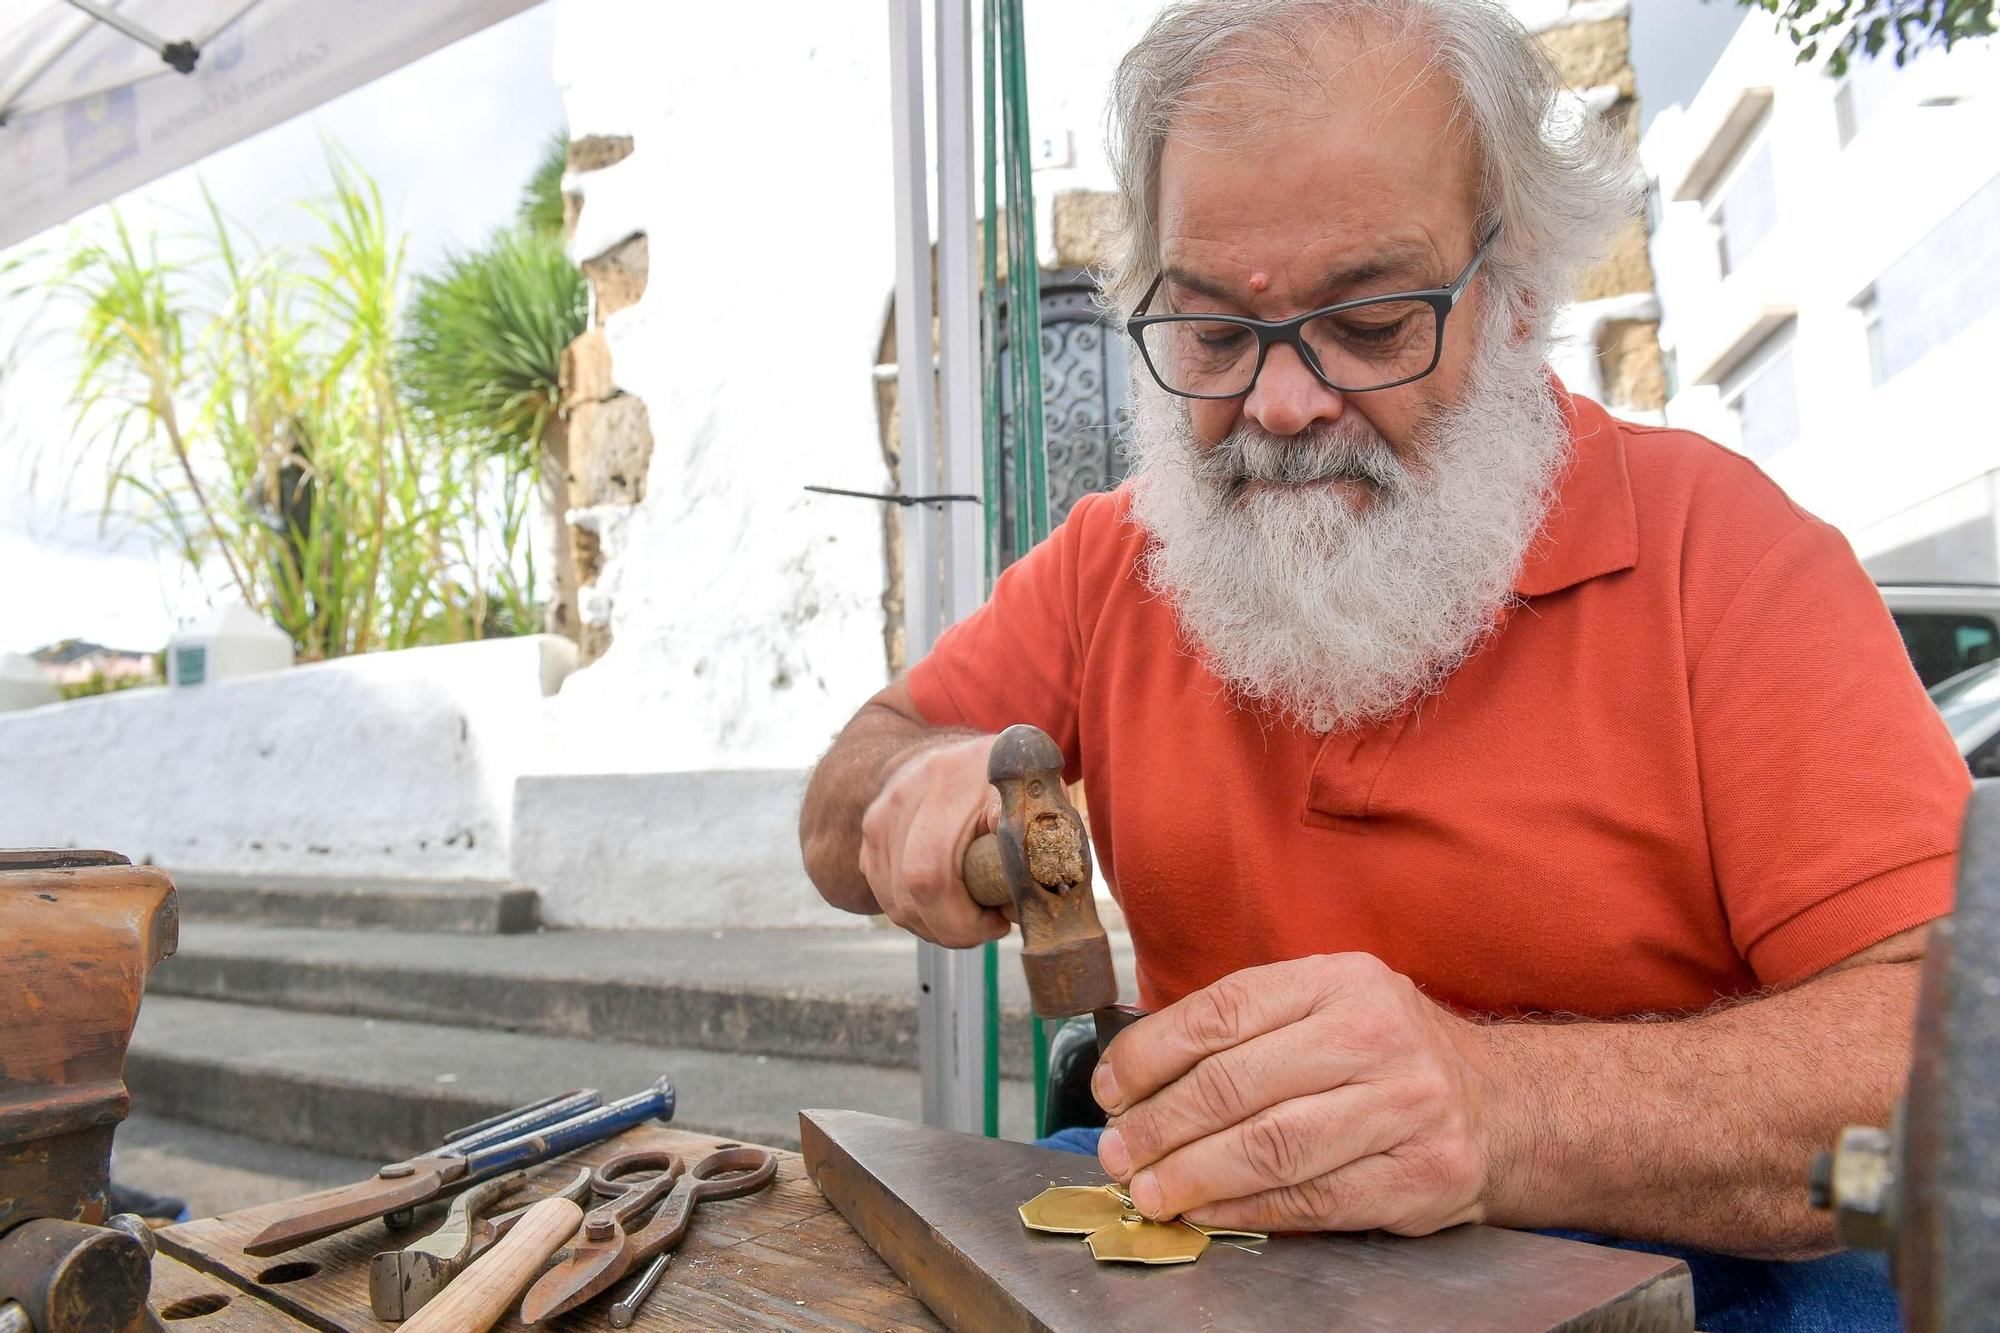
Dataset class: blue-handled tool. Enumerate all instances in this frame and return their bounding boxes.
[438,1088,603,1155]
[243,1078,675,1257]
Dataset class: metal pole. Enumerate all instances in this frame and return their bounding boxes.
[891,0,989,1135]
[934,0,998,1137]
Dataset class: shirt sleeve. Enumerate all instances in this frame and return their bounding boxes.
[1691,518,1967,984]
[905,491,1110,778]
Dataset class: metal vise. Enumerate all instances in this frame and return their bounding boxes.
[0,850,178,1333]
[1808,780,2000,1331]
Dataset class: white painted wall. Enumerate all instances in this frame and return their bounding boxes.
[546,0,903,774]
[513,770,853,929]
[1642,15,2000,570]
[0,636,573,884]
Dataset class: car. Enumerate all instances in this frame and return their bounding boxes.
[1878,584,2000,689]
[1928,659,2000,778]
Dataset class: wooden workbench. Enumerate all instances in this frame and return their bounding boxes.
[153,1122,942,1331]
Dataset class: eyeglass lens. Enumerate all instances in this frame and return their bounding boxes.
[1139,298,1440,396]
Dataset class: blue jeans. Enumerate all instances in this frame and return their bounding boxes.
[1034,1128,1897,1333]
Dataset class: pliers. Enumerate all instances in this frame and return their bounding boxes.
[368,1166,593,1320]
[244,1079,676,1256]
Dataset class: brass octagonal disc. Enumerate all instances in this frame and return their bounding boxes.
[1084,1218,1210,1265]
[1019,1185,1127,1235]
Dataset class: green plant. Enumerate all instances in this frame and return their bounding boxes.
[519,132,570,241]
[400,134,587,639]
[1738,0,1995,74]
[45,149,540,659]
[60,668,159,701]
[400,227,584,472]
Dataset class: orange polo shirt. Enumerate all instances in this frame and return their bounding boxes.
[907,388,1967,1018]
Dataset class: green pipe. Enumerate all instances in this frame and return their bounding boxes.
[983,939,1001,1137]
[1000,0,1051,545]
[1033,1029,1058,1138]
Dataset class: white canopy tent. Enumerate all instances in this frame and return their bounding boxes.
[0,0,540,250]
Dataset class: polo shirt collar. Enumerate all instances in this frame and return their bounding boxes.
[1512,380,1638,598]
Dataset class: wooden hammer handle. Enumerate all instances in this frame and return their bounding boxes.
[400,1195,582,1333]
[963,833,1011,909]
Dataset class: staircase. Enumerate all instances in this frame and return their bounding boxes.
[124,875,1124,1198]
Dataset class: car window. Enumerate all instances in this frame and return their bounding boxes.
[1893,611,2000,687]
[1931,661,2000,746]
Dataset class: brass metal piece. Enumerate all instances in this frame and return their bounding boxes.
[1085,1219,1209,1265]
[1018,1185,1238,1266]
[1017,1186,1126,1235]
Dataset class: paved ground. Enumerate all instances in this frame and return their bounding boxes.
[112,1114,376,1220]
[129,995,1040,1162]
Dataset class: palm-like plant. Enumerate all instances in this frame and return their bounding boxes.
[400,228,583,472]
[399,134,588,638]
[519,132,569,241]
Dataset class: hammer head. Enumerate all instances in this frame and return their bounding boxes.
[986,725,1118,1018]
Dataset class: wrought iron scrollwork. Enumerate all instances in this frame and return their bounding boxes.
[998,275,1133,564]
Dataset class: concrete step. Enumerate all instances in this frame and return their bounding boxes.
[113,1114,379,1222]
[148,922,1138,1079]
[173,872,540,934]
[128,995,1038,1161]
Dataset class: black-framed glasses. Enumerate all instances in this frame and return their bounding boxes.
[1125,223,1501,399]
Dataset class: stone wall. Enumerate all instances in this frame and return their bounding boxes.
[1532,1,1668,417]
[556,134,651,665]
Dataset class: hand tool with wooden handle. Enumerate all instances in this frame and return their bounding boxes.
[961,724,1125,1024]
[369,1165,595,1320]
[244,1077,673,1256]
[399,1195,581,1333]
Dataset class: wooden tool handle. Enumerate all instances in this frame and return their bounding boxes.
[963,833,1011,909]
[400,1195,582,1333]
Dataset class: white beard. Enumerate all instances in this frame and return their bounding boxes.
[1123,312,1570,733]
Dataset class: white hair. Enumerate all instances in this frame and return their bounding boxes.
[1105,0,1640,337]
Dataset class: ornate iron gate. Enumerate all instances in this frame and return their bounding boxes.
[996,273,1133,564]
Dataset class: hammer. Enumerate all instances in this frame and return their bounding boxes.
[961,725,1145,1052]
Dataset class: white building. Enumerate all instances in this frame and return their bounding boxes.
[1641,17,2000,579]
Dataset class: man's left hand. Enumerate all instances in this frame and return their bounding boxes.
[1092,953,1515,1235]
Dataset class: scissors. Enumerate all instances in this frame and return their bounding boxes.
[519,1145,780,1324]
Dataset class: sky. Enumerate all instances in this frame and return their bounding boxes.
[1632,0,1749,133]
[0,1,563,656]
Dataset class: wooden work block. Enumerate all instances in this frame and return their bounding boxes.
[157,1123,940,1331]
[149,1251,314,1330]
[801,1108,1697,1333]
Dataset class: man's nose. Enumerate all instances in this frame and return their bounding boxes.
[1241,341,1345,437]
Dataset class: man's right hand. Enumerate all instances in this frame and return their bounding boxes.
[857,732,1011,947]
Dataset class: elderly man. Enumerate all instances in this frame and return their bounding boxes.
[800,1,1964,1328]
